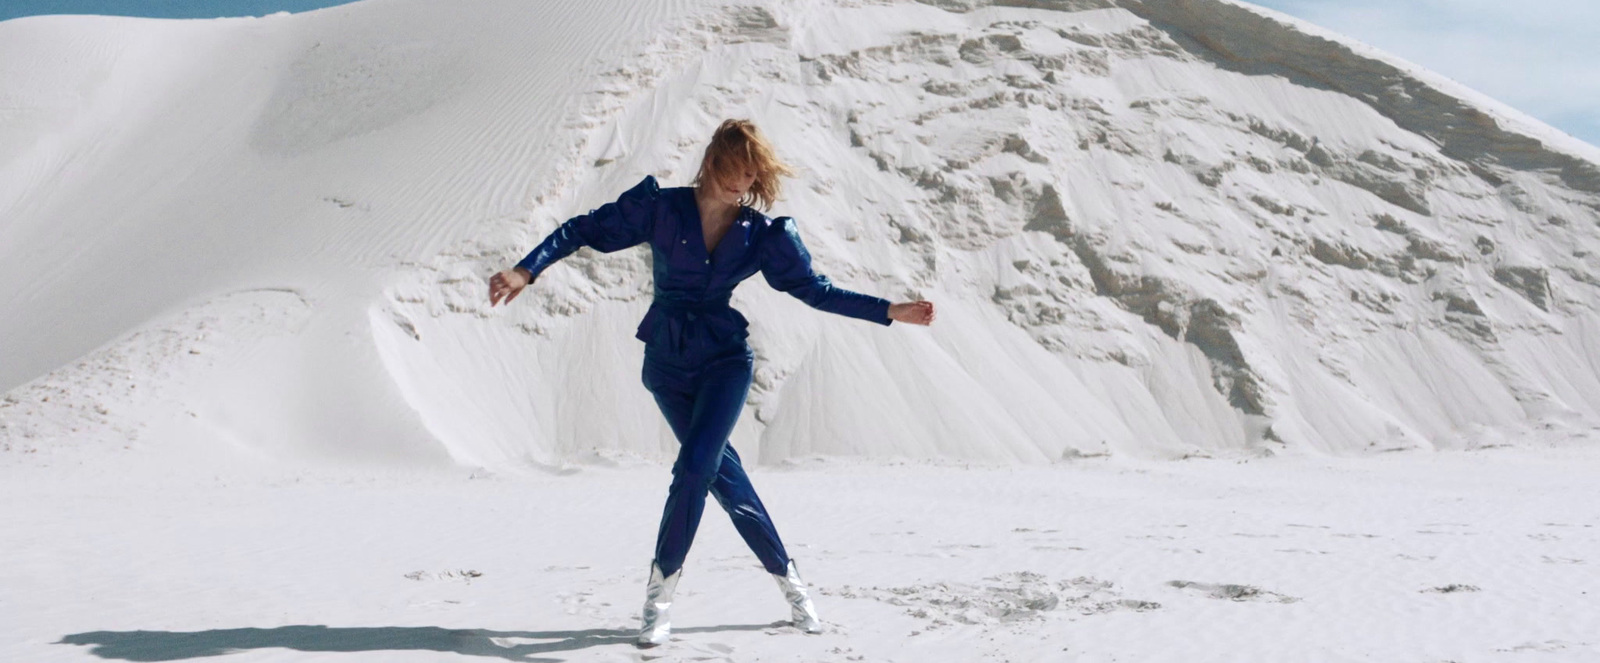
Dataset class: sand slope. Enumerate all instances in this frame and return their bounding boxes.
[4,0,1600,465]
[5,2,1600,661]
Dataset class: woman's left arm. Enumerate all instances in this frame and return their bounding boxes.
[888,300,936,325]
[759,217,935,326]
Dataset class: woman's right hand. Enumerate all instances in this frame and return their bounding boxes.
[489,268,532,306]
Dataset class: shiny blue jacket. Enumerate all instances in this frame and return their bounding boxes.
[516,176,892,358]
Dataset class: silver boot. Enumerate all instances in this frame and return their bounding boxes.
[637,561,681,648]
[772,560,822,633]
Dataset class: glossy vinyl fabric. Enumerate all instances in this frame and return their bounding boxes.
[518,175,892,359]
[516,176,893,578]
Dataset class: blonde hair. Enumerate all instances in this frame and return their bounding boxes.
[693,119,795,212]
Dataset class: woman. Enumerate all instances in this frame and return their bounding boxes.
[487,119,936,647]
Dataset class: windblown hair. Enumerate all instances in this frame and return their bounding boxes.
[693,119,795,212]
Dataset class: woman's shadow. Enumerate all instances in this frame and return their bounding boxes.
[56,623,780,661]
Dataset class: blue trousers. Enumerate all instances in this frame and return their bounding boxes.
[641,346,790,578]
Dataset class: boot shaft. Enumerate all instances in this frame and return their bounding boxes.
[772,560,822,634]
[638,561,682,648]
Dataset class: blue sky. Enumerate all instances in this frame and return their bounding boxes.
[0,1,356,21]
[2,0,1595,148]
[1251,0,1599,147]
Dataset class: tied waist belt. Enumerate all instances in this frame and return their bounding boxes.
[636,295,748,352]
[652,295,733,315]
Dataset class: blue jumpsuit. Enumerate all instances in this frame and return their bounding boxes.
[516,176,893,578]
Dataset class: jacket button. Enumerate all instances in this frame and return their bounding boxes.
[681,239,686,244]
[704,259,710,264]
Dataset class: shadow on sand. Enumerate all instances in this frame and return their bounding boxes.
[57,623,780,661]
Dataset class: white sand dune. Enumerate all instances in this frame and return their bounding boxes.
[5,0,1599,467]
[3,0,1600,660]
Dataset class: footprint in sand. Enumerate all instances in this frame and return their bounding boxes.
[824,571,1159,631]
[1417,523,1477,536]
[1496,640,1591,653]
[404,569,483,582]
[555,590,612,619]
[541,564,592,572]
[636,642,736,662]
[1167,580,1299,603]
[407,599,465,609]
[1421,584,1480,594]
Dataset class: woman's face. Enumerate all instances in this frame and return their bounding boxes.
[710,167,758,206]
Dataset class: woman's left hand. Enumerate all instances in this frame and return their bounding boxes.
[888,301,936,325]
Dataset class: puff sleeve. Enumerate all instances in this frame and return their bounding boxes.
[515,176,661,280]
[759,216,892,325]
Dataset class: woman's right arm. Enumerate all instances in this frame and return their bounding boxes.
[489,176,661,307]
